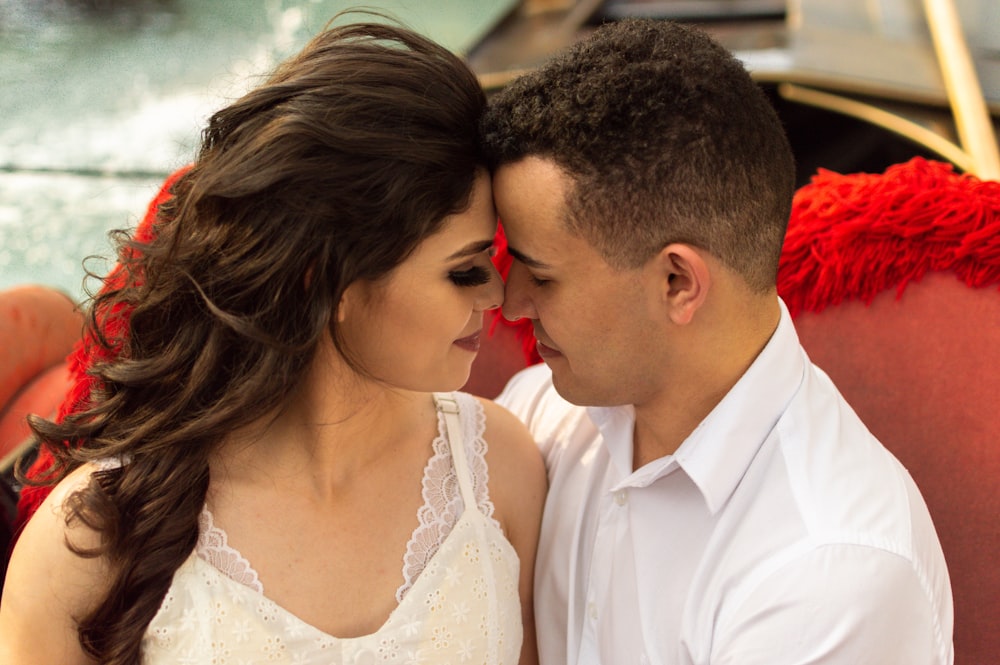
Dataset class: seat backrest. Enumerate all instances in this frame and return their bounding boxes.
[778,157,1000,664]
[793,272,999,664]
[0,284,80,510]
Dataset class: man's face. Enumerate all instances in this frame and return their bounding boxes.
[494,157,666,407]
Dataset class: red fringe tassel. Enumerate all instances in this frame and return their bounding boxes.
[778,157,1000,317]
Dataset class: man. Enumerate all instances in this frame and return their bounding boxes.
[481,18,953,665]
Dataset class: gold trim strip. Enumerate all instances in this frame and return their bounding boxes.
[778,82,973,173]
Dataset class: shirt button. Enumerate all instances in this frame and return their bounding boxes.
[588,601,598,620]
[614,490,628,506]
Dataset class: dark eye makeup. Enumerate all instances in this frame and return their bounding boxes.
[449,265,492,287]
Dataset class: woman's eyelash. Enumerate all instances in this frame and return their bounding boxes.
[449,266,491,287]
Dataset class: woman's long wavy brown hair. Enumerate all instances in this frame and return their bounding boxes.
[27,17,486,664]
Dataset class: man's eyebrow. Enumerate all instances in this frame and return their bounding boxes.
[447,239,495,260]
[507,245,552,270]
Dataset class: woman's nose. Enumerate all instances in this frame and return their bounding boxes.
[478,262,504,311]
[501,261,536,322]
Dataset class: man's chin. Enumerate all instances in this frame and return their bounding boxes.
[548,368,595,406]
[549,368,632,408]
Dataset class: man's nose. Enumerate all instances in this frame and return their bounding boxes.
[502,261,537,322]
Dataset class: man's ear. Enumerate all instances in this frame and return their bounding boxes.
[653,243,711,325]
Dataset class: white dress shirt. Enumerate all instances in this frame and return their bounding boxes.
[498,300,953,665]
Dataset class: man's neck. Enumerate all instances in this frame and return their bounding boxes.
[630,294,781,470]
[631,382,729,469]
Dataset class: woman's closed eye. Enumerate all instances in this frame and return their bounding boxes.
[449,265,492,287]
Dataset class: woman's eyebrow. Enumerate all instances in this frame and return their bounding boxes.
[447,239,495,260]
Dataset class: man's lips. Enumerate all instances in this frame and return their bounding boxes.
[534,338,561,358]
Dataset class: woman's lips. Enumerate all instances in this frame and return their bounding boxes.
[453,332,481,352]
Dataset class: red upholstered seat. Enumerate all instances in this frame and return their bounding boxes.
[0,363,73,463]
[794,273,999,664]
[1,285,81,568]
[0,285,81,466]
[780,158,1000,664]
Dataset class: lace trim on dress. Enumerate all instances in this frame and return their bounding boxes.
[396,394,499,602]
[96,457,264,593]
[189,393,497,601]
[196,508,264,594]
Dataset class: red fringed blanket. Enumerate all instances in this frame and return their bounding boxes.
[778,157,1000,316]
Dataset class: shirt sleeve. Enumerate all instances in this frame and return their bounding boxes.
[495,364,557,450]
[710,543,951,665]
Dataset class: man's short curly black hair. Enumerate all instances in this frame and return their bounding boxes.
[481,18,795,292]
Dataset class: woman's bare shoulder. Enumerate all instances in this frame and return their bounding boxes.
[0,463,110,665]
[15,462,108,554]
[474,396,546,534]
[475,396,544,474]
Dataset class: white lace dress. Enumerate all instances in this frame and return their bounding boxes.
[139,392,523,664]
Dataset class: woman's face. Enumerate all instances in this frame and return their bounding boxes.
[338,171,503,392]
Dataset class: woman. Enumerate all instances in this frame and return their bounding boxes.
[0,19,545,665]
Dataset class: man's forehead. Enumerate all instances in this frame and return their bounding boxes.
[493,156,595,262]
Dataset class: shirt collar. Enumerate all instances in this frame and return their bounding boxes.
[587,298,807,513]
[586,403,636,479]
